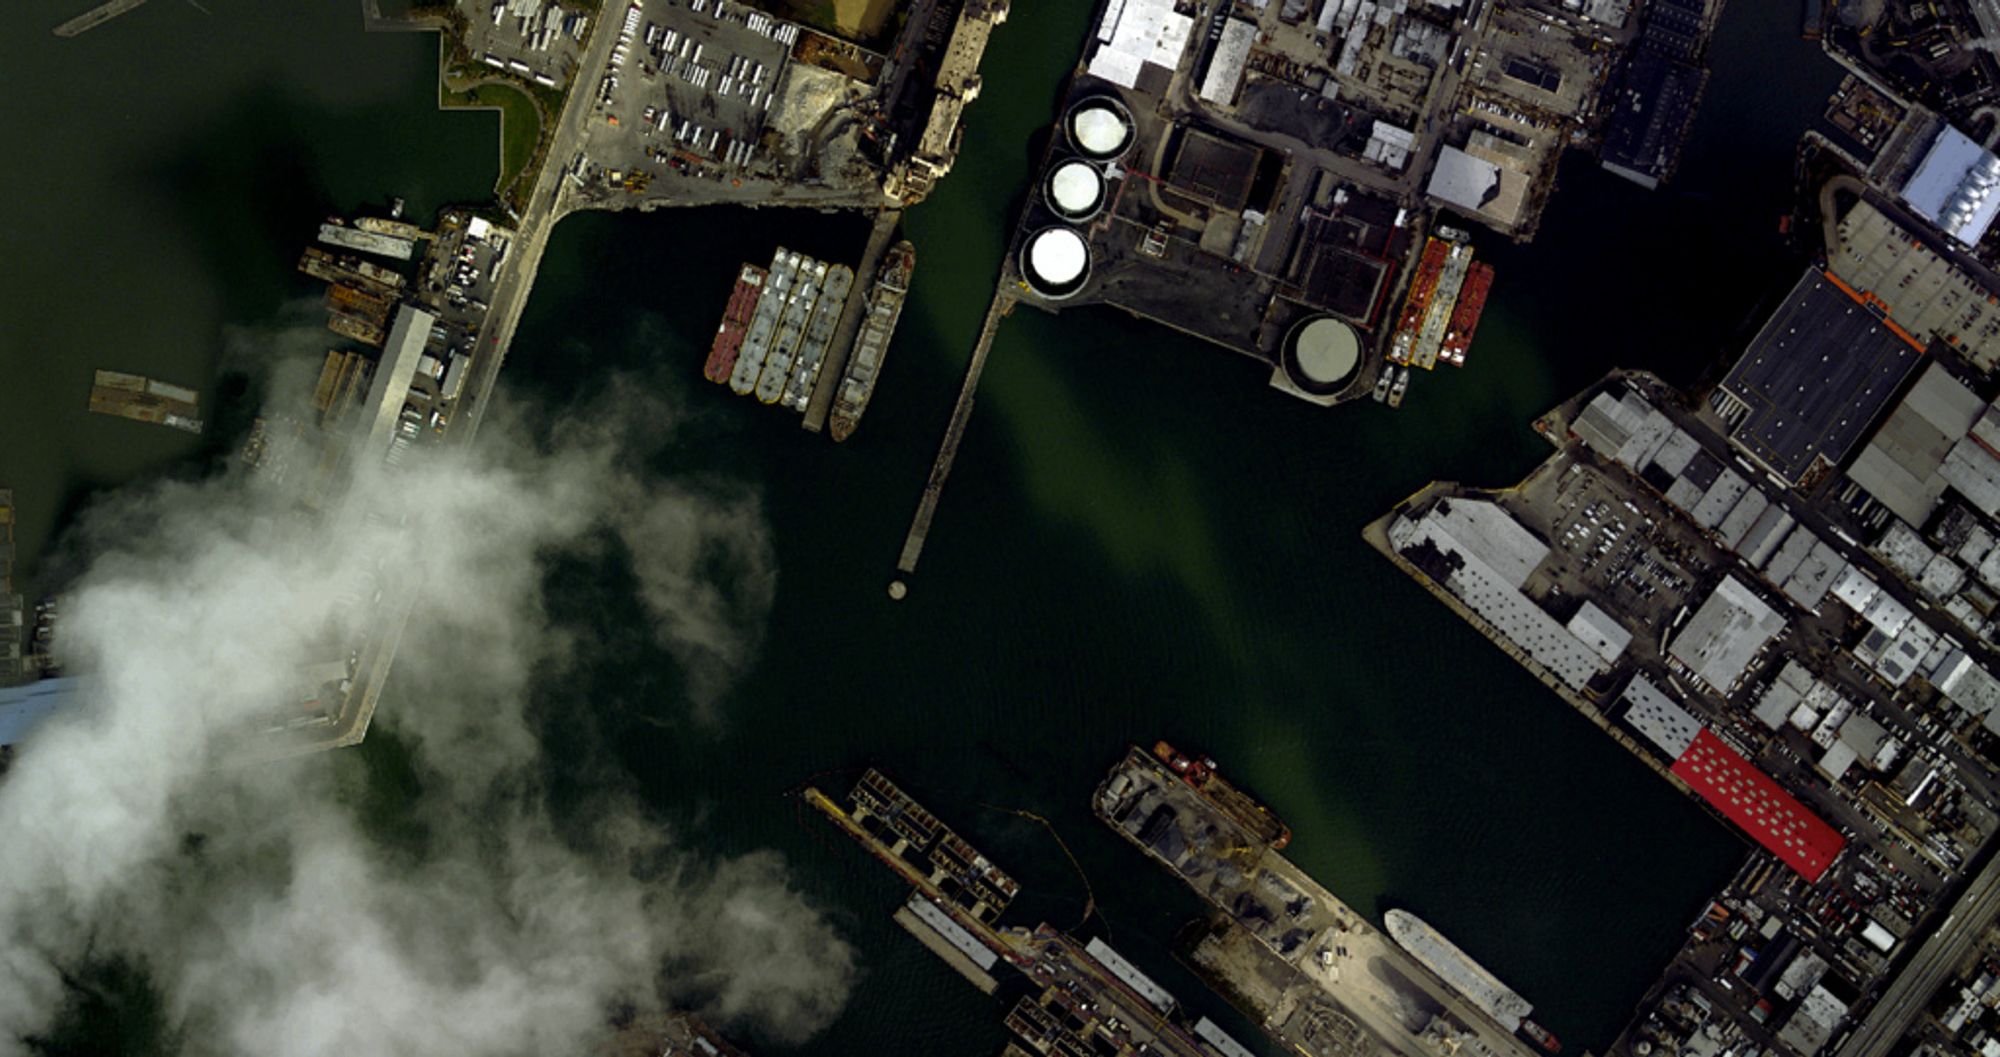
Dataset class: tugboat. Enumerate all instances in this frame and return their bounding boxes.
[1387,365,1410,408]
[1151,740,1292,850]
[1521,1019,1563,1054]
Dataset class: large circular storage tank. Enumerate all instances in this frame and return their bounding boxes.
[1282,316,1361,395]
[1020,226,1091,300]
[1044,160,1107,222]
[1065,96,1136,161]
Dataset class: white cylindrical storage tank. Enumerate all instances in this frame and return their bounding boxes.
[1065,96,1135,161]
[1044,159,1107,222]
[1283,316,1361,394]
[1020,226,1091,300]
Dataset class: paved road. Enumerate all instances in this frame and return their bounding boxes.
[1835,843,2000,1057]
[269,8,628,759]
[449,0,626,449]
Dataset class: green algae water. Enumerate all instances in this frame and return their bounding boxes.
[2,0,1843,1051]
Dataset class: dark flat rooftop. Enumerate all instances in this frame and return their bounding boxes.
[1719,269,1921,484]
[1600,52,1707,182]
[1167,128,1261,213]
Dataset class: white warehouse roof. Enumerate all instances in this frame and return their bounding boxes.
[1567,601,1633,664]
[1670,576,1785,694]
[1902,124,2000,248]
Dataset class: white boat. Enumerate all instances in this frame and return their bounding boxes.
[1384,910,1532,1032]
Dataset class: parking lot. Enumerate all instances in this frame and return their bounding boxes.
[588,0,799,178]
[464,0,592,88]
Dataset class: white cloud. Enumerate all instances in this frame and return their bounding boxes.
[0,369,849,1055]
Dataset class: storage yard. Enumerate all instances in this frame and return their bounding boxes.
[571,0,1006,208]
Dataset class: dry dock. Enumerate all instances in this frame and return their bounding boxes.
[1096,746,1546,1057]
[803,208,904,433]
[893,291,1012,585]
[804,773,1023,971]
[810,764,1276,1057]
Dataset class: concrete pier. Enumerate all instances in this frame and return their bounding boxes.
[804,208,904,433]
[895,292,1013,578]
[52,0,148,37]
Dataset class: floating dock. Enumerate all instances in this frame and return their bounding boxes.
[317,223,416,261]
[86,370,201,434]
[805,770,1023,979]
[298,247,406,295]
[807,758,1305,1057]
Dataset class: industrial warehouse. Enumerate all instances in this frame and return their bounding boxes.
[1369,93,2000,1053]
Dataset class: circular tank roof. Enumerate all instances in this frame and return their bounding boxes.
[1068,100,1134,159]
[1027,227,1089,285]
[1047,161,1106,219]
[1290,317,1360,388]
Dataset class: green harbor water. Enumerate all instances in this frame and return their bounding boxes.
[1,0,1845,1052]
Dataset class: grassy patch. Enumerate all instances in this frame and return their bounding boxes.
[442,81,543,200]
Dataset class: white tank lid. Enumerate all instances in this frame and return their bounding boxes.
[1294,318,1359,384]
[1028,228,1089,285]
[1072,105,1130,155]
[1049,161,1104,215]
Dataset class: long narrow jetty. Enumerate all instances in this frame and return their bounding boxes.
[804,208,904,433]
[53,0,149,36]
[892,292,1012,588]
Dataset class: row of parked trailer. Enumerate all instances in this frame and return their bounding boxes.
[480,53,560,88]
[677,0,801,47]
[600,2,643,105]
[610,3,642,72]
[741,9,801,45]
[487,1,587,47]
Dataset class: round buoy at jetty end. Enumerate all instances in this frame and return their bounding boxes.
[888,580,909,601]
